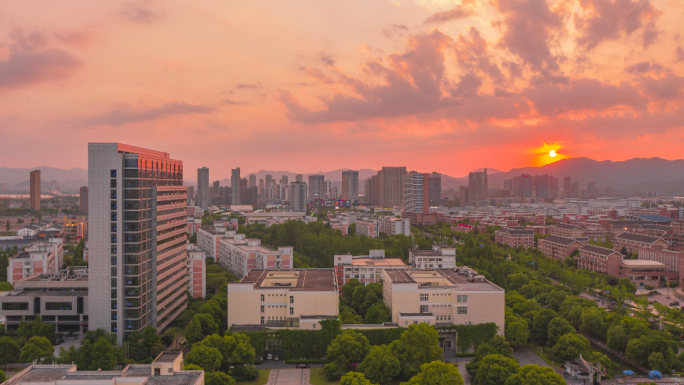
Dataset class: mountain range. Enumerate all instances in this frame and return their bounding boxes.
[3,158,684,194]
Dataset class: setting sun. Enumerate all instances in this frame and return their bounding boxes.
[549,150,557,157]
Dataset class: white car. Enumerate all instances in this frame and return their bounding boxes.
[267,354,272,360]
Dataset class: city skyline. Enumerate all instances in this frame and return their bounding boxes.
[2,1,684,176]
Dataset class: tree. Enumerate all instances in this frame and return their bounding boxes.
[184,364,202,370]
[504,365,564,385]
[649,352,670,373]
[402,361,464,385]
[473,354,520,385]
[230,333,256,364]
[20,336,54,363]
[197,334,236,365]
[505,318,530,347]
[466,336,514,377]
[0,369,5,383]
[185,313,219,344]
[626,334,677,368]
[531,309,559,343]
[16,317,56,342]
[185,345,222,371]
[546,318,576,347]
[340,372,372,385]
[205,371,236,385]
[364,304,389,324]
[206,273,228,294]
[326,330,370,367]
[620,246,628,256]
[342,279,362,305]
[0,336,20,367]
[390,323,443,376]
[359,345,401,385]
[552,333,590,362]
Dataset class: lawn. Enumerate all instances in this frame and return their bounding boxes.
[236,369,271,385]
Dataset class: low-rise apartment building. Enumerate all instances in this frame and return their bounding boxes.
[378,217,411,236]
[219,235,293,278]
[186,217,202,235]
[408,245,456,269]
[382,267,504,350]
[576,244,622,275]
[551,224,585,238]
[186,245,206,298]
[612,232,670,255]
[242,212,306,226]
[197,226,235,262]
[333,249,407,286]
[227,269,339,329]
[0,270,88,334]
[356,219,378,238]
[7,239,64,285]
[538,235,583,260]
[495,227,534,249]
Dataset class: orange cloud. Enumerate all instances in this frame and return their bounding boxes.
[530,142,571,166]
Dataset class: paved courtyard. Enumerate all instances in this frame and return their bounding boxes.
[267,369,311,385]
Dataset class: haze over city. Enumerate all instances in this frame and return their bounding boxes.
[2,0,684,178]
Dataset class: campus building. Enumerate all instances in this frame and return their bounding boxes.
[612,233,670,255]
[227,269,339,329]
[576,244,622,275]
[538,235,583,260]
[7,239,64,285]
[186,245,206,298]
[333,249,408,286]
[494,227,535,249]
[408,246,456,269]
[219,235,293,278]
[382,267,505,350]
[551,224,585,238]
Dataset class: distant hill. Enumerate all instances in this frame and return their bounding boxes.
[0,167,88,192]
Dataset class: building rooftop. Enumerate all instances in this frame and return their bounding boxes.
[580,244,620,257]
[608,220,653,226]
[621,259,667,268]
[554,224,583,230]
[350,258,407,267]
[542,235,582,246]
[154,352,181,363]
[410,249,442,256]
[198,226,225,236]
[633,215,676,223]
[11,251,30,259]
[615,232,665,244]
[3,290,88,297]
[385,268,503,292]
[498,228,535,235]
[235,269,337,292]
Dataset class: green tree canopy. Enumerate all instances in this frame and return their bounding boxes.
[402,361,464,385]
[20,336,54,363]
[340,372,372,385]
[205,371,236,385]
[185,345,222,372]
[185,313,219,344]
[546,318,576,347]
[359,344,401,385]
[473,354,520,385]
[552,333,590,362]
[0,336,21,365]
[390,323,443,376]
[531,309,559,343]
[504,365,564,385]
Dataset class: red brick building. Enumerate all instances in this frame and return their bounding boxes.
[638,248,684,284]
[612,232,670,255]
[576,244,623,275]
[552,224,585,238]
[539,235,583,260]
[495,228,535,249]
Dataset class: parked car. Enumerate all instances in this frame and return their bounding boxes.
[350,363,359,367]
[274,355,279,361]
[267,354,272,360]
[296,364,310,369]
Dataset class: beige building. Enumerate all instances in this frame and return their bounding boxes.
[539,235,583,260]
[551,224,585,238]
[227,269,339,329]
[382,267,505,350]
[408,246,456,269]
[2,352,203,385]
[333,249,408,286]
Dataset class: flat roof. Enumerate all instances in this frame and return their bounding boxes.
[1,290,88,298]
[350,258,407,267]
[154,352,181,363]
[622,259,667,268]
[235,269,337,292]
[410,250,441,256]
[385,268,503,292]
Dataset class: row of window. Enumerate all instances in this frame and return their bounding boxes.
[261,294,294,303]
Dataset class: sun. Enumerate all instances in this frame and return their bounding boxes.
[549,150,557,158]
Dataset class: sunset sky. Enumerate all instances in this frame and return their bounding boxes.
[1,0,684,180]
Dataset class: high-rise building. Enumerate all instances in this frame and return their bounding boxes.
[280,175,289,185]
[468,169,488,206]
[79,186,88,214]
[332,187,338,199]
[563,177,571,192]
[187,185,195,205]
[587,181,596,194]
[265,175,273,187]
[213,180,220,194]
[428,173,441,206]
[512,174,533,197]
[295,174,303,182]
[459,186,469,206]
[291,182,307,212]
[197,167,209,210]
[503,179,513,190]
[242,186,258,207]
[308,175,325,199]
[249,175,257,188]
[364,176,378,205]
[231,168,241,205]
[258,179,264,196]
[88,143,187,344]
[548,176,558,199]
[403,172,429,213]
[378,167,406,207]
[342,170,359,200]
[30,170,41,212]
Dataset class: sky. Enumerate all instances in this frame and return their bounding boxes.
[1,0,684,180]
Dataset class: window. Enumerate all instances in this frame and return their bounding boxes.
[457,306,468,315]
[420,305,429,313]
[260,317,264,325]
[2,302,28,311]
[289,307,294,315]
[420,293,429,301]
[457,295,468,303]
[45,302,73,311]
[290,296,294,304]
[261,294,264,302]
[261,306,264,313]
[111,170,117,177]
